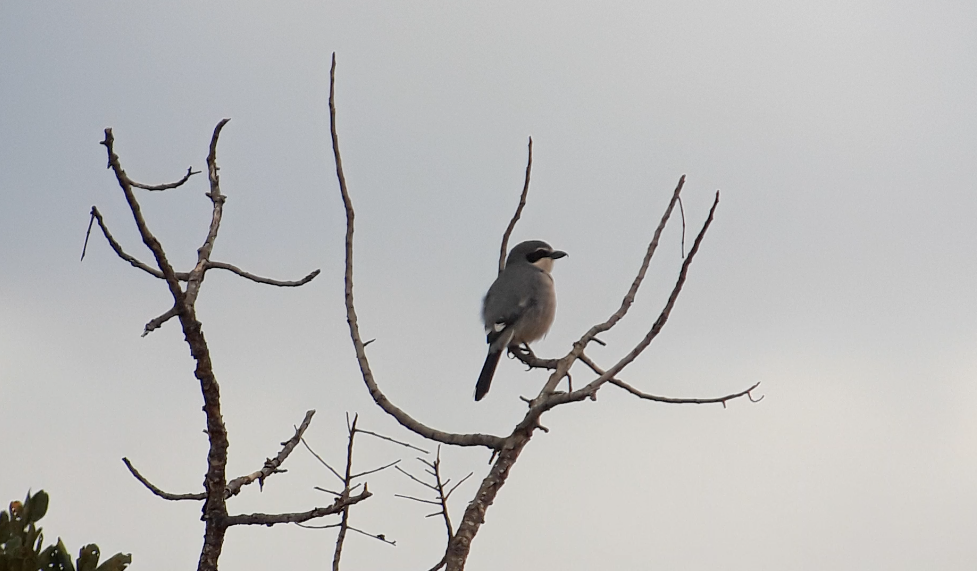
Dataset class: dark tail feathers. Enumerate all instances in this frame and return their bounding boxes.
[475,349,502,401]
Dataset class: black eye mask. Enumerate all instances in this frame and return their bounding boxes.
[526,249,552,263]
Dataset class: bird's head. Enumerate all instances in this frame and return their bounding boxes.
[507,240,567,273]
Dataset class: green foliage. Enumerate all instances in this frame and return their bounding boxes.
[0,491,131,571]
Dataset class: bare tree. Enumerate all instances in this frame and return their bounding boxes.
[326,53,762,571]
[85,122,372,571]
[83,53,759,571]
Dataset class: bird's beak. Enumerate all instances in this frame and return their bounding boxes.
[549,250,568,259]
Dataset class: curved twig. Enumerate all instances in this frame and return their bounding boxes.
[327,53,505,451]
[226,410,316,497]
[498,137,532,273]
[122,457,205,501]
[206,261,320,287]
[540,190,721,408]
[129,166,200,191]
[224,488,371,527]
[578,352,760,406]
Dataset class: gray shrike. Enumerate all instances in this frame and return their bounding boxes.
[476,240,567,401]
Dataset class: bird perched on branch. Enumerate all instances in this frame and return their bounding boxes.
[476,240,567,401]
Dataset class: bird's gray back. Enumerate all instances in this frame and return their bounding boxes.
[482,263,556,348]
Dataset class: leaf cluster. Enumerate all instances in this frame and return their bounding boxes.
[0,491,131,571]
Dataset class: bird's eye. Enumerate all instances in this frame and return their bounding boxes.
[526,249,551,263]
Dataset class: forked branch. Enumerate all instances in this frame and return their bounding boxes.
[97,124,340,571]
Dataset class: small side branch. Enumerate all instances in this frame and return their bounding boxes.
[226,410,316,497]
[224,488,372,527]
[84,208,317,291]
[498,137,532,274]
[205,261,320,287]
[540,191,721,408]
[129,166,200,191]
[83,206,178,279]
[332,414,358,571]
[580,175,687,347]
[122,457,205,501]
[578,353,761,406]
[143,306,180,336]
[396,448,472,569]
[610,378,762,406]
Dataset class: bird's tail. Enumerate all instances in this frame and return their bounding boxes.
[475,349,502,401]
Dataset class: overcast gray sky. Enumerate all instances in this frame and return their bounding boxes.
[2,1,976,570]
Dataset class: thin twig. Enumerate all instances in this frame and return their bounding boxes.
[578,353,761,405]
[224,487,371,527]
[81,208,96,261]
[142,306,179,336]
[129,166,200,191]
[610,378,762,406]
[537,190,721,410]
[205,261,320,287]
[394,494,441,505]
[498,137,532,274]
[395,464,438,491]
[677,195,686,258]
[444,472,473,500]
[301,436,345,483]
[122,457,205,501]
[85,206,172,279]
[225,410,316,497]
[355,428,430,454]
[350,459,400,480]
[333,414,358,571]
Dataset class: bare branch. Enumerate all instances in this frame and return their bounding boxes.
[577,352,760,405]
[301,436,345,483]
[344,525,396,546]
[395,464,439,492]
[327,53,505,451]
[226,410,316,497]
[183,119,230,309]
[101,123,232,570]
[84,206,175,279]
[394,494,441,506]
[350,459,400,480]
[498,137,532,274]
[100,129,187,296]
[539,191,721,409]
[444,472,473,501]
[677,195,687,258]
[580,175,687,347]
[205,261,320,287]
[610,377,762,406]
[297,522,397,546]
[332,414,358,571]
[432,448,455,540]
[224,487,371,527]
[356,428,430,454]
[142,305,180,337]
[81,208,96,262]
[296,521,342,529]
[129,166,200,191]
[509,344,559,371]
[122,457,205,501]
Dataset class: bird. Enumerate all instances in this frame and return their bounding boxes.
[475,240,567,401]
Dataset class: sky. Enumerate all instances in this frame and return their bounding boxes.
[2,1,976,570]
